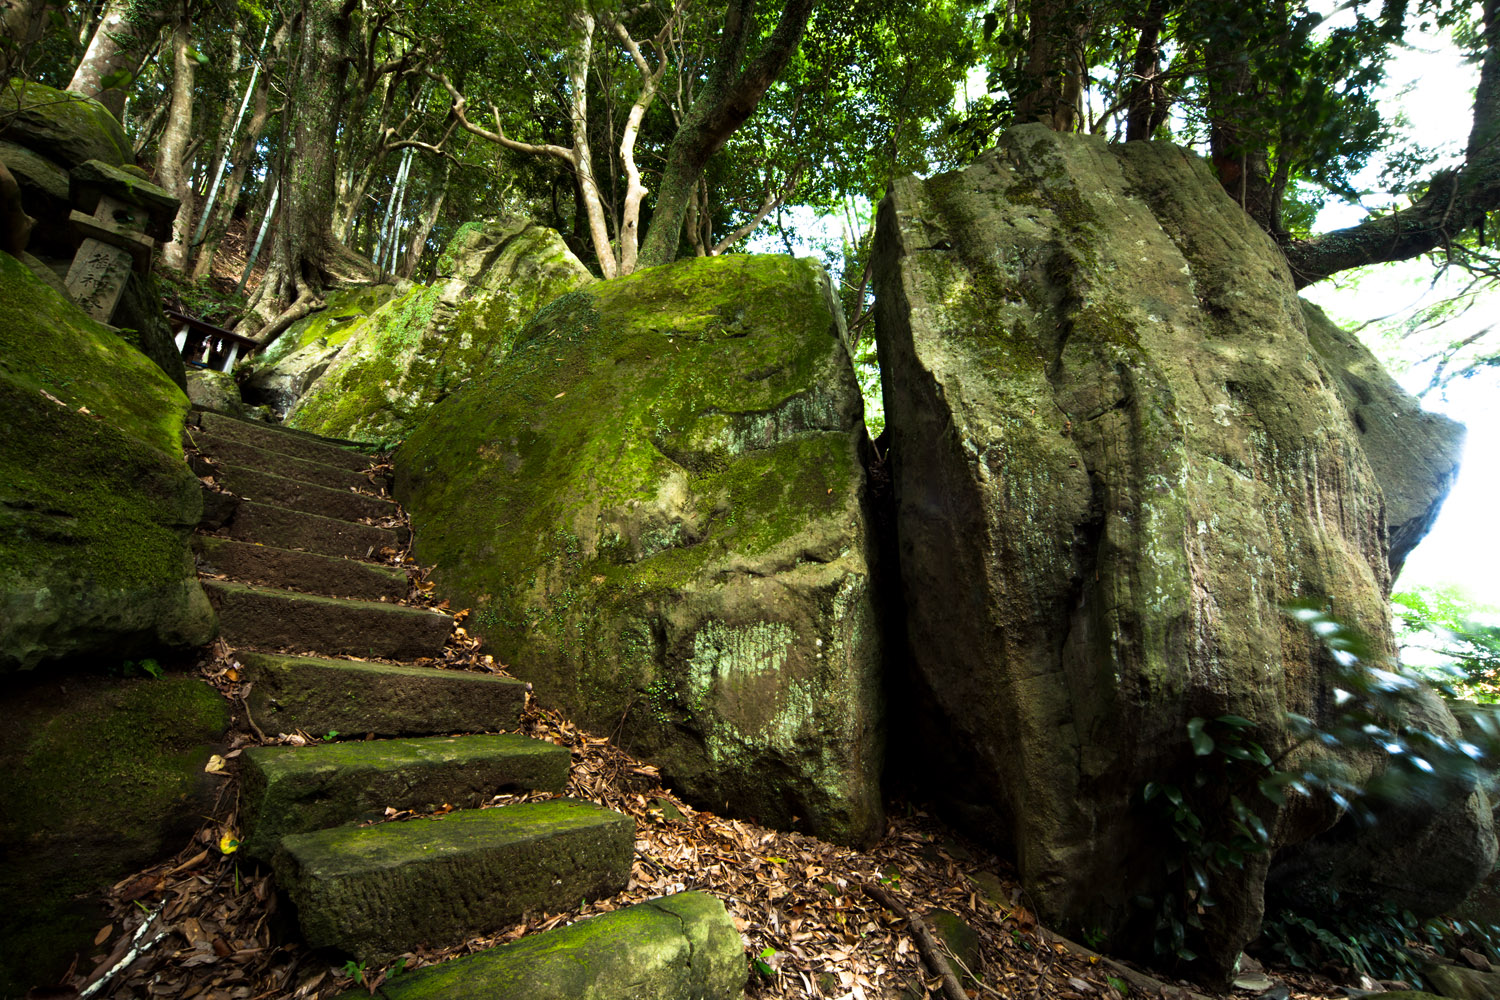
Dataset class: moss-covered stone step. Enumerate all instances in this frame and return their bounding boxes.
[216,464,397,523]
[225,500,404,559]
[204,581,451,660]
[191,431,375,493]
[238,651,527,736]
[338,891,746,1000]
[193,536,408,602]
[240,733,570,858]
[275,800,634,962]
[196,410,372,472]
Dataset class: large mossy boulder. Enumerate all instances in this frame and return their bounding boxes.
[872,125,1469,980]
[398,254,884,845]
[0,674,229,994]
[278,220,594,445]
[242,283,402,418]
[0,250,214,670]
[0,79,132,168]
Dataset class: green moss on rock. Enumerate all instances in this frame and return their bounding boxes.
[0,250,213,670]
[397,254,883,845]
[0,78,132,167]
[0,675,229,994]
[285,220,595,445]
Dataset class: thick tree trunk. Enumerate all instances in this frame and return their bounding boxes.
[0,0,57,78]
[191,51,273,279]
[1014,1,1092,132]
[1124,0,1169,142]
[1285,0,1500,286]
[636,0,816,269]
[70,0,169,119]
[157,15,195,273]
[239,0,364,340]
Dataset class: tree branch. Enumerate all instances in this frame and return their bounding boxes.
[426,69,573,161]
[1283,0,1500,286]
[711,163,800,254]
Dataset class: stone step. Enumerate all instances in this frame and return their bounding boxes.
[216,463,397,524]
[195,409,372,472]
[224,500,404,560]
[193,536,408,602]
[191,431,377,493]
[238,651,527,737]
[205,581,451,660]
[275,800,634,962]
[240,733,571,858]
[339,892,746,1000]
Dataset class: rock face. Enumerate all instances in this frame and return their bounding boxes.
[0,250,214,671]
[0,675,229,994]
[271,219,594,444]
[1301,300,1465,577]
[398,255,884,845]
[242,284,401,418]
[873,125,1468,977]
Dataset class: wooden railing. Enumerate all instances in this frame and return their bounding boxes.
[166,308,258,373]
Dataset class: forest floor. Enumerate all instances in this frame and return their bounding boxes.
[62,638,1366,1000]
[50,466,1374,1000]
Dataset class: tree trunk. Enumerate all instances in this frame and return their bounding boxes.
[400,158,448,278]
[636,0,816,269]
[69,0,169,119]
[191,63,272,280]
[157,13,195,273]
[0,0,58,79]
[239,0,363,340]
[1014,0,1091,133]
[1124,0,1169,142]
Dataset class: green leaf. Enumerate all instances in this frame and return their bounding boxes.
[1215,714,1255,729]
[1187,717,1215,756]
[100,69,133,90]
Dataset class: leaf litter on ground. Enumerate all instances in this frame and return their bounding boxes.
[43,456,1361,1000]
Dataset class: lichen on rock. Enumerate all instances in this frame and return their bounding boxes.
[397,253,884,845]
[873,124,1472,981]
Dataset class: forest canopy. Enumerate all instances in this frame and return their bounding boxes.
[0,0,1496,350]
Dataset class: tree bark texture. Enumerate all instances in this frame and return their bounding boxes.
[69,0,169,119]
[157,13,195,272]
[240,0,361,339]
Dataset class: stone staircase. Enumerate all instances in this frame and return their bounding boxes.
[184,408,744,997]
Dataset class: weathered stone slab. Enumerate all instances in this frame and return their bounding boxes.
[275,800,633,961]
[240,733,570,858]
[0,80,132,168]
[216,464,396,523]
[193,536,408,602]
[342,891,745,1000]
[871,124,1471,978]
[224,500,402,559]
[398,254,883,846]
[191,431,375,492]
[239,652,527,736]
[197,409,373,471]
[204,581,450,659]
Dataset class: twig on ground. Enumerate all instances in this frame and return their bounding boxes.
[864,882,968,1000]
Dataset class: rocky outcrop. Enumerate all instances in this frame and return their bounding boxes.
[0,674,229,994]
[1302,301,1464,578]
[265,219,594,445]
[0,250,214,671]
[872,125,1470,979]
[397,254,884,845]
[242,284,401,418]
